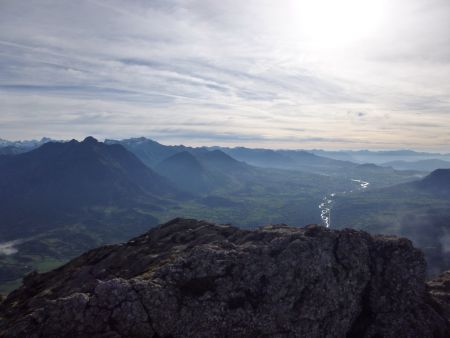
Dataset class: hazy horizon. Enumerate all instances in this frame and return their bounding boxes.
[1,0,450,151]
[2,135,450,154]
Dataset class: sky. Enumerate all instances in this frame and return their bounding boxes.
[1,0,450,150]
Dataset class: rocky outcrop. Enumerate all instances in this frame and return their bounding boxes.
[428,271,450,322]
[0,218,449,337]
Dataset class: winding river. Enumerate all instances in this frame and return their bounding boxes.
[319,179,370,228]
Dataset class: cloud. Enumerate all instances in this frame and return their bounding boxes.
[0,0,450,150]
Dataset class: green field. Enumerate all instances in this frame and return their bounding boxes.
[0,166,421,295]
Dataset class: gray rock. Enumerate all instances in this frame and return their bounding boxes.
[428,270,450,322]
[0,218,449,337]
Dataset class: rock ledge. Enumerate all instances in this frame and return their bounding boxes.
[0,218,449,337]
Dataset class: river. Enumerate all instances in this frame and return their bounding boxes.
[319,179,370,228]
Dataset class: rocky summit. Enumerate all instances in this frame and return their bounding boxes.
[0,218,449,337]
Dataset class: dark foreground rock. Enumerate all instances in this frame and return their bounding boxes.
[428,271,450,322]
[0,218,449,337]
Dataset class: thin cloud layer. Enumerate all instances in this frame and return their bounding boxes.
[1,0,450,150]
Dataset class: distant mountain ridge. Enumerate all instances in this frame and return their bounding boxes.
[1,137,427,192]
[417,169,450,194]
[106,137,352,173]
[155,149,254,194]
[155,151,211,193]
[0,136,179,241]
[105,137,206,168]
[0,136,446,294]
[0,137,188,289]
[0,137,55,154]
[0,136,360,291]
[0,146,23,156]
[5,137,450,166]
[204,146,364,174]
[106,137,423,189]
[381,159,450,172]
[312,149,450,164]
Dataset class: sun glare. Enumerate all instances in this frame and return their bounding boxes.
[291,0,387,46]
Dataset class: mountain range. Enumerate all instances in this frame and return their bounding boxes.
[0,137,56,155]
[3,137,449,171]
[416,169,450,194]
[0,137,181,241]
[380,159,450,172]
[0,137,181,291]
[311,149,450,165]
[0,137,350,292]
[107,137,423,188]
[155,150,254,194]
[0,136,449,295]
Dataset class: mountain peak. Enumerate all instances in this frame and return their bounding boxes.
[416,169,450,194]
[157,151,203,170]
[0,138,178,236]
[421,168,450,185]
[428,168,450,178]
[0,218,448,336]
[82,136,98,144]
[155,151,207,193]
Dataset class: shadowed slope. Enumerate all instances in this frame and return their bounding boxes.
[0,137,179,241]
